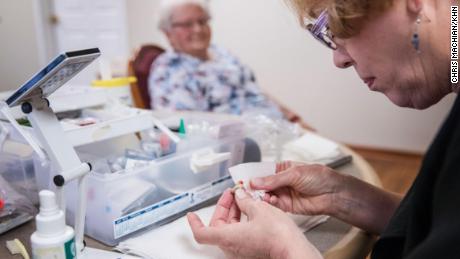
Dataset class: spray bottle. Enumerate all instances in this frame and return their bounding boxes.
[31,190,76,259]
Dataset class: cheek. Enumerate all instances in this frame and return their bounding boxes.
[191,32,211,47]
[203,28,211,40]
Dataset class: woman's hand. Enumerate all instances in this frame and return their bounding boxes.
[187,189,322,259]
[252,161,402,234]
[252,161,342,216]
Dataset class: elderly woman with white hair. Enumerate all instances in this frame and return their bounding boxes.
[148,0,284,117]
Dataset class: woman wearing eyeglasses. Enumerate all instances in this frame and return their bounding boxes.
[149,0,283,117]
[188,0,459,258]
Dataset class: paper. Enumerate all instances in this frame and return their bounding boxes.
[228,162,276,200]
[228,162,276,190]
[116,205,328,259]
[116,206,225,259]
[282,132,340,163]
[81,247,140,259]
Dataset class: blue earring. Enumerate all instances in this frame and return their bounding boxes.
[411,17,421,53]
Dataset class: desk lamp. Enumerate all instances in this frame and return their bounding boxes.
[4,48,135,258]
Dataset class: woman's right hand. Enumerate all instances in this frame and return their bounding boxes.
[251,161,402,234]
[251,161,343,216]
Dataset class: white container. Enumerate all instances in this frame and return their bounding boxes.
[31,190,76,259]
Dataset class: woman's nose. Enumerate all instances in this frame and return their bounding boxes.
[333,47,354,69]
[192,24,203,32]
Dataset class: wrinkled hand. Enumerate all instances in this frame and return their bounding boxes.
[187,189,322,259]
[251,161,342,216]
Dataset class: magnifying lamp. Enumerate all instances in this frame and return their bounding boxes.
[4,48,138,258]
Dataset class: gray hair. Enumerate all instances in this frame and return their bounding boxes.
[158,0,210,31]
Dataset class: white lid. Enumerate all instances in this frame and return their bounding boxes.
[190,148,231,173]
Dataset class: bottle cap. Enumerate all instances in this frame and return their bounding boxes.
[178,118,186,137]
[35,190,66,236]
[39,190,59,216]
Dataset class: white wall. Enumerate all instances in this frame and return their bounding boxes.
[126,0,169,54]
[0,0,42,91]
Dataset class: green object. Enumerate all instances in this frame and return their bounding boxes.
[178,118,186,137]
[16,118,32,127]
[64,238,76,258]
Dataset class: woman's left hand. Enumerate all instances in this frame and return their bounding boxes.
[187,189,322,259]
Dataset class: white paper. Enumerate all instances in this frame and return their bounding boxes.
[228,162,276,190]
[116,205,225,259]
[116,205,328,259]
[228,162,276,200]
[282,132,340,162]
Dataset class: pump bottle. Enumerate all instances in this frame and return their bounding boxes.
[31,190,76,259]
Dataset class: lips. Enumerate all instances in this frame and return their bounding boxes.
[363,77,376,90]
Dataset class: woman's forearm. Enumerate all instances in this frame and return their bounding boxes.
[330,174,402,234]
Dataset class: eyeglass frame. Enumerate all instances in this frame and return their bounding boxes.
[303,10,337,50]
[170,16,211,30]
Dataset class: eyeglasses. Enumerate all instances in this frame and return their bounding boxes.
[303,10,337,50]
[171,17,210,30]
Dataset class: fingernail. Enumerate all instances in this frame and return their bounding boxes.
[235,189,246,199]
[251,178,264,186]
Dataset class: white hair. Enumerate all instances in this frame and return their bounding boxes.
[158,0,210,31]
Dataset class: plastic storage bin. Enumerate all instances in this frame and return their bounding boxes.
[0,144,39,205]
[35,136,245,246]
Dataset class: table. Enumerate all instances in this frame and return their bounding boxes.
[0,145,379,259]
[0,113,381,259]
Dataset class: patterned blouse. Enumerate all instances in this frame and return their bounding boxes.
[148,45,281,117]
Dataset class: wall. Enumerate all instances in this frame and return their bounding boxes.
[126,0,169,55]
[0,0,41,91]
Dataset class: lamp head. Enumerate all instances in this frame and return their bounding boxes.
[6,48,101,107]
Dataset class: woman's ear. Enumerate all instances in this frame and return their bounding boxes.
[406,0,423,15]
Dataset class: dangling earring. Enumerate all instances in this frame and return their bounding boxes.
[411,16,421,53]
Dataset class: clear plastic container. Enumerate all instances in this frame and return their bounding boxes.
[0,149,39,205]
[35,136,245,246]
[0,144,38,234]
